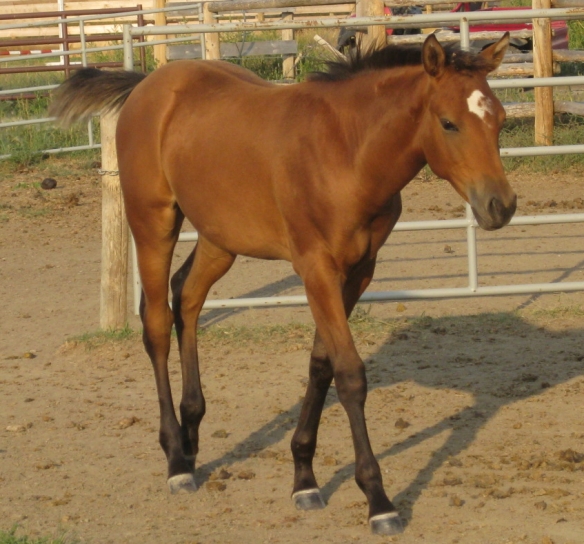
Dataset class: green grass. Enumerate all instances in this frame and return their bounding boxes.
[69,324,137,349]
[18,207,51,218]
[217,29,330,80]
[66,316,407,351]
[62,304,584,354]
[568,20,584,50]
[0,528,79,544]
[500,115,584,171]
[0,39,150,167]
[527,304,584,319]
[13,182,40,190]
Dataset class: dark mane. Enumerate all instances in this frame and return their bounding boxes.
[308,41,495,82]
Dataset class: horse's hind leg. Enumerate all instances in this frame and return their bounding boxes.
[290,331,332,510]
[170,236,236,475]
[132,203,196,493]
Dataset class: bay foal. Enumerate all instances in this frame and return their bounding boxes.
[50,33,516,534]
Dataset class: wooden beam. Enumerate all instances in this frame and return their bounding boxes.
[503,101,584,118]
[385,0,499,4]
[363,0,386,49]
[168,40,298,60]
[494,63,534,77]
[555,101,584,116]
[532,0,554,146]
[382,29,533,45]
[203,2,220,60]
[282,11,295,79]
[551,0,584,7]
[504,102,536,118]
[553,49,584,62]
[100,111,128,331]
[207,0,347,13]
[153,0,167,67]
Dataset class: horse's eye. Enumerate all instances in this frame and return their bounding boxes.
[440,119,459,132]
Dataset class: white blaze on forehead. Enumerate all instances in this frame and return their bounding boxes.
[467,89,493,122]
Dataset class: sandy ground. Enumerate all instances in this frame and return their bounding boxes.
[1,161,584,544]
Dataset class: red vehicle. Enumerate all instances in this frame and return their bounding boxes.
[337,3,569,52]
[452,2,569,51]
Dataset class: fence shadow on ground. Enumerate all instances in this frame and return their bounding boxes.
[196,310,584,527]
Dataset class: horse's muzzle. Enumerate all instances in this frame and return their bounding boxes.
[471,192,517,231]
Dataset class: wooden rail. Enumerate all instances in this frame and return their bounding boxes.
[0,7,148,76]
[167,39,297,60]
[206,0,347,12]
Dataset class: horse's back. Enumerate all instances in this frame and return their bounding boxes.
[122,60,273,114]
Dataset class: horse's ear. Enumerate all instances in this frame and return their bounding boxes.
[479,32,510,72]
[422,34,446,78]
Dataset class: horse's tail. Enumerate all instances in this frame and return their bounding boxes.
[49,68,147,128]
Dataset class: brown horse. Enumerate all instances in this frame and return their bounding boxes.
[50,33,515,535]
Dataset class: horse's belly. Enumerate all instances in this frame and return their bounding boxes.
[172,177,291,261]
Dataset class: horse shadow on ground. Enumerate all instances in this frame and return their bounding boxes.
[196,309,584,526]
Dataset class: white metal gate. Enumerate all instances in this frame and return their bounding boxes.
[121,8,584,313]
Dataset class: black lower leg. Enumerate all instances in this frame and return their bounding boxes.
[336,364,402,535]
[141,308,192,483]
[171,249,199,465]
[291,335,332,509]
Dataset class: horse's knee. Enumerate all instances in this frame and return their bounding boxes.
[291,429,316,461]
[334,364,368,406]
[180,395,206,427]
[309,354,333,389]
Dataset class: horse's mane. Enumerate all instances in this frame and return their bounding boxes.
[308,41,496,82]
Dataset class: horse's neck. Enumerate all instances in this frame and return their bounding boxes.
[351,68,429,192]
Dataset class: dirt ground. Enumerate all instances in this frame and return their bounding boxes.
[1,161,584,544]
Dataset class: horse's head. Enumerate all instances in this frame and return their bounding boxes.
[420,33,516,230]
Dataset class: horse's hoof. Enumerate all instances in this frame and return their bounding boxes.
[168,473,197,494]
[369,512,404,535]
[292,488,326,510]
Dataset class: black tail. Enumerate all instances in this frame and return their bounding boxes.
[49,68,147,128]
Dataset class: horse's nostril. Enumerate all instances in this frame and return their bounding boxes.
[487,194,516,226]
[488,197,504,218]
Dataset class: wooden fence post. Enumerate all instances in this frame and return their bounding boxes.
[100,111,128,330]
[282,11,295,79]
[153,0,167,67]
[362,0,386,49]
[533,0,554,145]
[203,2,221,60]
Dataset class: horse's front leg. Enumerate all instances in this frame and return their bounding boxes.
[297,257,403,536]
[291,259,376,510]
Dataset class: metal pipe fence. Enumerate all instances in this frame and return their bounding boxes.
[114,10,584,314]
[2,6,583,315]
[2,6,583,158]
[0,4,209,160]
